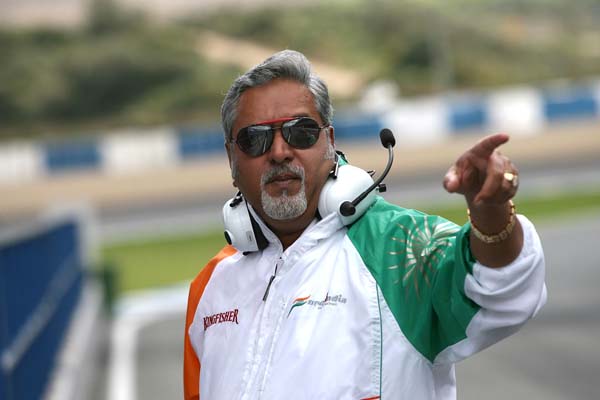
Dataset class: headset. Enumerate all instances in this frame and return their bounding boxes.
[223,128,396,253]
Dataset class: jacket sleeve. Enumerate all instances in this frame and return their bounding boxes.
[183,245,237,400]
[347,200,546,364]
[431,214,547,364]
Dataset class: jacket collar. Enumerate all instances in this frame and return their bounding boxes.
[247,205,344,258]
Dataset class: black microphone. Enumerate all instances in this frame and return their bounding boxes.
[380,128,396,148]
[339,128,396,217]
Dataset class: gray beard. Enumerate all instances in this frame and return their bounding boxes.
[260,164,307,220]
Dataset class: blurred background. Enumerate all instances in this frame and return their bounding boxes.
[1,0,599,399]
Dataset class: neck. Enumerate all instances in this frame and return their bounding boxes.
[276,230,303,250]
[263,213,315,251]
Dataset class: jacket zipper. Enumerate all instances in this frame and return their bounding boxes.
[262,258,281,301]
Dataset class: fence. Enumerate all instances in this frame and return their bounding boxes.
[0,79,598,185]
[0,216,85,400]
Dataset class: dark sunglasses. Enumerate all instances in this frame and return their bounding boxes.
[231,117,328,157]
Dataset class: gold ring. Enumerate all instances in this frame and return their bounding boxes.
[504,171,518,187]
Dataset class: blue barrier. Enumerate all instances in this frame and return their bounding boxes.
[448,97,488,132]
[2,80,598,182]
[543,86,598,122]
[176,126,225,159]
[44,139,101,174]
[0,219,84,400]
[333,114,383,141]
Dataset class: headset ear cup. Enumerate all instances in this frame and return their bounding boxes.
[318,164,376,225]
[222,197,268,253]
[247,210,268,252]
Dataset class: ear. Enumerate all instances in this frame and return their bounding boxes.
[327,126,335,146]
[225,142,239,187]
[225,142,233,167]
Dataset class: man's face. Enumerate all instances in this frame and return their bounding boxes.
[227,79,335,233]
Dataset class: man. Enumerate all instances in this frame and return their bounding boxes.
[184,50,546,399]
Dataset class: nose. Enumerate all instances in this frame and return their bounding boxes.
[268,127,293,163]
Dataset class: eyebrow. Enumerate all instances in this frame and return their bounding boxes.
[252,116,303,126]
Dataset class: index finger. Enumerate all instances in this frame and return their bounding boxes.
[471,133,510,159]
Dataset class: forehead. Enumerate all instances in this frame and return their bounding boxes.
[234,79,319,132]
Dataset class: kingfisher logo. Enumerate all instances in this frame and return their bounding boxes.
[203,308,239,331]
[287,293,347,317]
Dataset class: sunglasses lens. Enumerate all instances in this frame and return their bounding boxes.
[236,125,273,156]
[235,117,323,156]
[284,118,321,148]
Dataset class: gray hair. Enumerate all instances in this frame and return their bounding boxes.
[221,50,334,141]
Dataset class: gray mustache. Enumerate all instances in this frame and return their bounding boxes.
[261,164,305,186]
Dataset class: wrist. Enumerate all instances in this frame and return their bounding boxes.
[467,200,516,244]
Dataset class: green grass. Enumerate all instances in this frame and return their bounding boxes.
[421,190,600,225]
[101,230,225,294]
[101,189,600,295]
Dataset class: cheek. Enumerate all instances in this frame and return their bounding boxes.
[302,155,332,194]
[230,154,239,181]
[234,158,264,196]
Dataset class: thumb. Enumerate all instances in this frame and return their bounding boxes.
[443,166,460,193]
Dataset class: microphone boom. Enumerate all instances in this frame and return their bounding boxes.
[339,129,396,216]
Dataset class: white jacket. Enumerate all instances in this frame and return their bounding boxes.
[184,197,547,400]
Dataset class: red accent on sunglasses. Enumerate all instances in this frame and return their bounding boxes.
[251,116,298,126]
